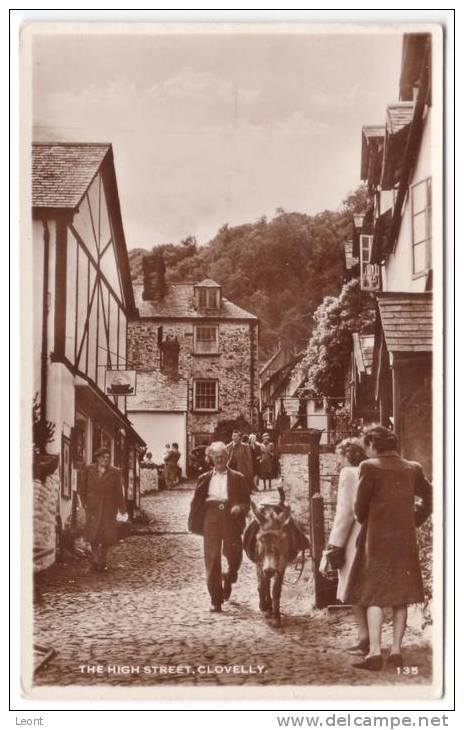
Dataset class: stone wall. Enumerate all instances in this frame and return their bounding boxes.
[140,468,158,494]
[280,452,310,531]
[319,451,339,540]
[128,320,259,441]
[33,469,60,572]
[280,449,339,538]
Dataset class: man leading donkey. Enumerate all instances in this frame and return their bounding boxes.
[188,441,250,612]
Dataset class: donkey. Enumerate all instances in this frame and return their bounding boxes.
[250,498,293,628]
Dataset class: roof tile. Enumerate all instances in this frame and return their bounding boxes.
[133,282,257,320]
[386,102,415,135]
[32,143,110,208]
[377,292,433,353]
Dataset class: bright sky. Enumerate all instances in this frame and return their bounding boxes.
[32,28,403,248]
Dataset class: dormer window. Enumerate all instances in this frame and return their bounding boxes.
[194,279,221,310]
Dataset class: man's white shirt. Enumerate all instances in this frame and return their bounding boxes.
[206,469,228,501]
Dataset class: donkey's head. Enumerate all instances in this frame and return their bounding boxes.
[251,501,292,578]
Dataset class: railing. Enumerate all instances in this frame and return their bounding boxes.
[263,396,381,447]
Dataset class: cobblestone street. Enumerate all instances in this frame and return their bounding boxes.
[34,485,433,689]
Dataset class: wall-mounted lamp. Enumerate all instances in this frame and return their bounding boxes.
[353,213,365,230]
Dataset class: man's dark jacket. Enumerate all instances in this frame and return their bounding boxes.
[78,464,126,544]
[188,467,250,536]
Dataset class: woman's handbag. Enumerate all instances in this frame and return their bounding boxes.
[325,544,346,570]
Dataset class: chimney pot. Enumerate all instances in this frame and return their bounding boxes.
[142,252,166,301]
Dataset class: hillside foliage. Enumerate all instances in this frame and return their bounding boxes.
[128,187,368,359]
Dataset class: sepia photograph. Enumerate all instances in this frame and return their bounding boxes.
[19,21,444,700]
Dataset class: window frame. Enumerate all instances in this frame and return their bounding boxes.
[193,324,220,355]
[192,378,219,413]
[411,177,432,278]
[197,287,220,310]
[191,432,214,449]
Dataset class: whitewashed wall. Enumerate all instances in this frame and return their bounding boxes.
[383,111,432,293]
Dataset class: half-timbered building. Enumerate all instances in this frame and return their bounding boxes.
[32,143,145,553]
[354,32,435,476]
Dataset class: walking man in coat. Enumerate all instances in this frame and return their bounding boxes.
[188,441,250,612]
[78,446,127,572]
[226,429,255,494]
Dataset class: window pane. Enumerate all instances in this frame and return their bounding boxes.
[412,180,428,212]
[208,289,218,308]
[194,380,217,410]
[413,211,427,243]
[192,433,213,448]
[413,242,427,274]
[195,325,218,353]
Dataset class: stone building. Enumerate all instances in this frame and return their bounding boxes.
[127,259,259,474]
[32,143,145,569]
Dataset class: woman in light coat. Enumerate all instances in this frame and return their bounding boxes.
[322,438,368,655]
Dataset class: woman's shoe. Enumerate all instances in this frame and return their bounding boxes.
[347,638,370,656]
[352,654,383,671]
[387,653,403,668]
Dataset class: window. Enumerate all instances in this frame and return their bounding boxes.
[192,433,214,449]
[411,177,432,276]
[360,234,380,291]
[194,325,219,354]
[197,287,220,309]
[193,379,218,411]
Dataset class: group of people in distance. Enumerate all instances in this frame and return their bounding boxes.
[222,429,277,492]
[321,425,433,671]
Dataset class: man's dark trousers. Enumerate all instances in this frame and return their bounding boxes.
[203,502,243,606]
[91,541,108,568]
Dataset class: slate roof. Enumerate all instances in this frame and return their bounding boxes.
[386,102,414,135]
[128,371,188,412]
[363,125,385,140]
[377,292,433,353]
[133,282,257,321]
[32,143,110,208]
[196,278,221,287]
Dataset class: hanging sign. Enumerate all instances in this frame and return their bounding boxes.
[105,369,137,396]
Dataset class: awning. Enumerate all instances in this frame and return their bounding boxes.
[75,381,146,446]
[376,292,433,353]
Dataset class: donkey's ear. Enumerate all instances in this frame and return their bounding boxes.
[251,500,265,523]
[278,506,291,526]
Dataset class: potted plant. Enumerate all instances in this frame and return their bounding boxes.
[32,394,59,480]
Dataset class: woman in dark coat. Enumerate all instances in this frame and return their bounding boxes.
[345,426,433,671]
[78,447,127,571]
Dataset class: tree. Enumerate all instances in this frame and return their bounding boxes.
[128,185,369,361]
[295,278,376,399]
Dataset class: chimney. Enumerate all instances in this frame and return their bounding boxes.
[142,252,166,301]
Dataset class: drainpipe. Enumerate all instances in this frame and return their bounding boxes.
[249,322,257,428]
[40,220,50,429]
